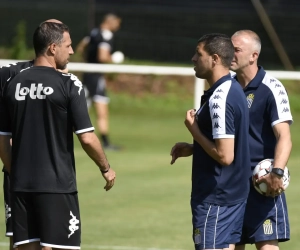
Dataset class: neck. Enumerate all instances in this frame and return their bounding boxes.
[235,65,259,88]
[207,67,230,87]
[34,56,56,69]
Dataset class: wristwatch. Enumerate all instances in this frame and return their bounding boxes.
[271,168,284,177]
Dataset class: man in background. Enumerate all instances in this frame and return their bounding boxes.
[170,33,251,250]
[0,20,116,250]
[76,13,122,150]
[0,60,33,250]
[231,30,292,250]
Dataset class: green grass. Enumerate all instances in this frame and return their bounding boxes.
[0,89,300,250]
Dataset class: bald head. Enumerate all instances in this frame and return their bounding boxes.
[43,19,63,24]
[232,30,261,55]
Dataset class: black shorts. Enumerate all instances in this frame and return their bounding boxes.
[82,73,110,104]
[3,170,13,237]
[12,192,81,249]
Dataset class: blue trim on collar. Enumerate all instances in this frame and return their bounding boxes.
[204,73,232,95]
[243,66,266,90]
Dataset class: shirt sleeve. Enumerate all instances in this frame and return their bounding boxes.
[266,81,293,127]
[67,74,94,134]
[210,82,235,139]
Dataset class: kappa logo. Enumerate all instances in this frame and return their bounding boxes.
[212,103,221,109]
[15,83,54,101]
[212,113,220,119]
[68,211,80,238]
[216,89,223,93]
[214,122,221,128]
[275,83,281,88]
[270,79,276,83]
[246,93,254,108]
[63,73,83,95]
[5,203,11,223]
[281,98,288,104]
[282,107,290,113]
[263,219,273,235]
[278,90,285,96]
[213,95,222,100]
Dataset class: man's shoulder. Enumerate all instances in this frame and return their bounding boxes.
[0,61,33,82]
[60,73,83,95]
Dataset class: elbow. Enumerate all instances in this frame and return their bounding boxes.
[218,154,234,166]
[78,132,95,146]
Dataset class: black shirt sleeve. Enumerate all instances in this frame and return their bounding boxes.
[66,73,94,134]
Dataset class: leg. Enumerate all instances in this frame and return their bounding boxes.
[9,237,17,250]
[255,240,279,250]
[94,101,109,139]
[234,245,245,250]
[18,242,40,250]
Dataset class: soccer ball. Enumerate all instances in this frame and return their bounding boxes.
[252,159,290,196]
[111,51,124,64]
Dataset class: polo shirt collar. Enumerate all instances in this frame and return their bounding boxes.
[239,66,266,90]
[204,73,232,96]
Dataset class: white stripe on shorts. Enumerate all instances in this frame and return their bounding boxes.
[279,195,287,238]
[203,205,212,249]
[274,198,278,239]
[41,242,80,249]
[14,238,40,247]
[214,206,220,249]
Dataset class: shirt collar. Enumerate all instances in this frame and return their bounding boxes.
[204,73,232,96]
[235,66,266,90]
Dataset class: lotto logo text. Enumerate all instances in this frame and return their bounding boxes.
[15,83,54,101]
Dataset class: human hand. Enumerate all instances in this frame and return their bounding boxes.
[102,168,116,191]
[170,142,193,164]
[256,172,284,197]
[184,109,197,128]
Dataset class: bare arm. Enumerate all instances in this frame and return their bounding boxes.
[76,36,90,60]
[184,109,234,166]
[98,46,112,63]
[258,121,292,197]
[0,135,11,173]
[273,121,292,169]
[77,131,116,191]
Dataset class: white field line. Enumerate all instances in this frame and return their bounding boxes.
[0,242,184,250]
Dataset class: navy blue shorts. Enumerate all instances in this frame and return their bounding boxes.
[191,200,246,249]
[237,185,290,244]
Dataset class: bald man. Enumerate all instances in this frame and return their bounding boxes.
[230,30,292,250]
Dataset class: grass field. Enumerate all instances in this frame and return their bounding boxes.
[0,81,299,250]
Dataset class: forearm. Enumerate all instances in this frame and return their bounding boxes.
[79,133,110,172]
[273,136,292,170]
[188,126,227,165]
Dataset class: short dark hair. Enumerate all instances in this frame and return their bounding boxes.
[198,33,234,68]
[33,22,70,56]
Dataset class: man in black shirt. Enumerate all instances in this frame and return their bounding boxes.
[76,13,122,150]
[0,20,116,250]
[0,60,33,250]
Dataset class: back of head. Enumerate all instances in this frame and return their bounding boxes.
[33,22,70,57]
[198,33,234,68]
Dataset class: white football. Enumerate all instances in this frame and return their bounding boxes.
[111,51,124,64]
[252,159,290,196]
